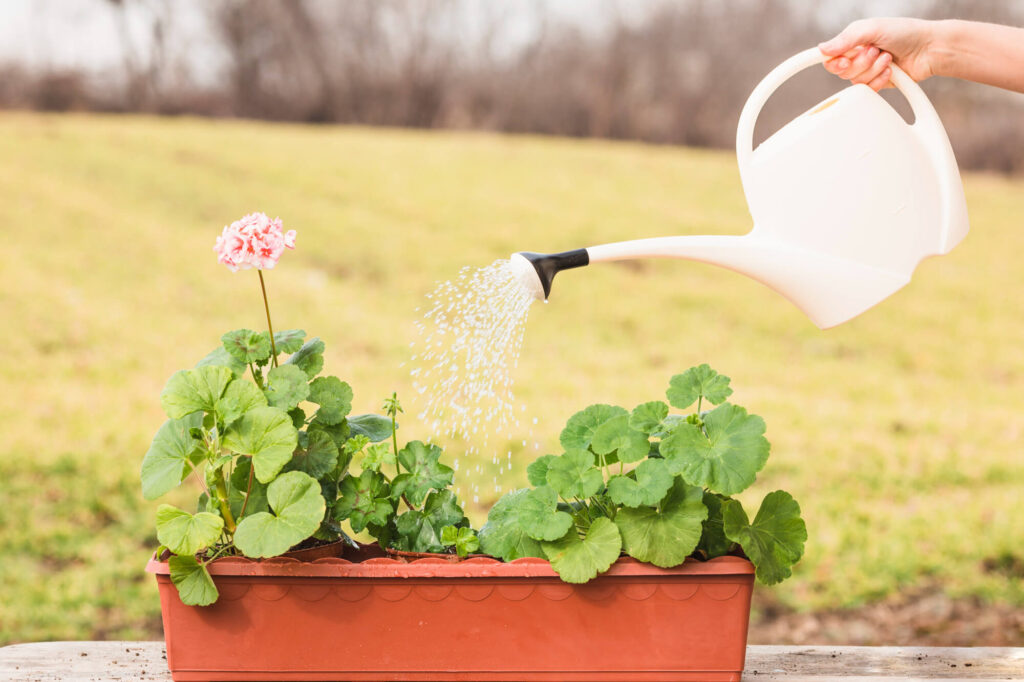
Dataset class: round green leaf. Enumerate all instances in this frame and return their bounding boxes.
[526,454,559,487]
[141,413,202,500]
[273,329,306,354]
[559,404,627,451]
[221,329,272,364]
[195,345,246,378]
[160,366,233,419]
[285,337,325,379]
[545,449,603,500]
[222,406,299,484]
[590,415,650,464]
[286,429,338,479]
[666,364,733,410]
[723,491,806,585]
[233,471,326,558]
[478,490,545,561]
[155,504,224,556]
[617,478,707,567]
[215,378,268,428]
[659,403,769,495]
[168,555,218,606]
[541,517,622,584]
[517,485,574,541]
[263,364,311,411]
[308,376,353,425]
[606,458,674,508]
[630,401,669,435]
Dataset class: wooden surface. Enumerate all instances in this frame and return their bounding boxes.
[0,641,1021,681]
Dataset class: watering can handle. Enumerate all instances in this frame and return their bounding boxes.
[736,47,966,252]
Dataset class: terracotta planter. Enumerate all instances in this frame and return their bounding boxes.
[147,554,755,681]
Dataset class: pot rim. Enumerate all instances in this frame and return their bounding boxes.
[146,554,753,579]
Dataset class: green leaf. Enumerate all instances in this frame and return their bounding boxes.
[699,492,734,559]
[478,490,546,561]
[195,345,246,378]
[286,429,338,479]
[215,378,268,428]
[617,478,707,568]
[723,491,807,585]
[517,485,574,541]
[441,526,479,558]
[392,441,454,506]
[591,415,650,464]
[160,366,233,419]
[630,401,670,435]
[347,414,394,442]
[155,505,224,556]
[541,517,622,584]
[263,364,310,411]
[361,442,396,473]
[168,556,218,606]
[545,449,603,500]
[526,454,559,487]
[308,419,350,450]
[222,406,299,483]
[394,510,442,553]
[395,488,465,553]
[273,329,306,354]
[666,364,733,410]
[559,404,628,451]
[288,407,306,429]
[659,403,769,495]
[228,457,269,519]
[285,337,325,379]
[606,459,673,508]
[221,329,272,365]
[233,471,326,558]
[308,376,353,425]
[334,470,393,533]
[141,413,203,500]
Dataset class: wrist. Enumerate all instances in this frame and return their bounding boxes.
[926,19,962,78]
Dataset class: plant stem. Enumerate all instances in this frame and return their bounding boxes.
[237,460,255,520]
[391,412,400,475]
[213,468,237,534]
[258,270,278,367]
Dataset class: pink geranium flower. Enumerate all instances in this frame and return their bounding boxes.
[214,212,297,271]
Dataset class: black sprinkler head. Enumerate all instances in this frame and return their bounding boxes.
[510,249,590,300]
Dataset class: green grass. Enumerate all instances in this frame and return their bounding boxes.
[2,112,1023,644]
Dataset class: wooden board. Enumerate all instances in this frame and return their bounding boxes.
[0,642,1021,681]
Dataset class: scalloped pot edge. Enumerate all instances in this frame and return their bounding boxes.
[149,555,756,682]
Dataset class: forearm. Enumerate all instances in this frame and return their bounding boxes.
[930,20,1024,93]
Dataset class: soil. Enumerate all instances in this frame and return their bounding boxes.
[749,588,1024,647]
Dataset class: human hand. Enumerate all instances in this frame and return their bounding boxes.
[819,18,937,90]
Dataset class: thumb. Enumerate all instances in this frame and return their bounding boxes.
[818,21,878,57]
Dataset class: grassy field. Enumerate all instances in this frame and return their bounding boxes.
[2,112,1024,645]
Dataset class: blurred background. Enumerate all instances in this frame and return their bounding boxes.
[2,0,1023,648]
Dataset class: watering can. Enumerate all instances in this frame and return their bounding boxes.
[510,48,969,328]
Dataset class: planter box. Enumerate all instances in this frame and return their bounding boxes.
[147,553,755,681]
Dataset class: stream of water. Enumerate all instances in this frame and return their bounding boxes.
[408,259,540,501]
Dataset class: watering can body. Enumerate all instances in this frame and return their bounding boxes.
[512,48,969,329]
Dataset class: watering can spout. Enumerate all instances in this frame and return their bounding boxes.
[512,233,911,329]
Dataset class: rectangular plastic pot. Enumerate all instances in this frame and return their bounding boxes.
[147,554,754,681]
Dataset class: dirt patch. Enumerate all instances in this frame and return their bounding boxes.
[749,589,1024,646]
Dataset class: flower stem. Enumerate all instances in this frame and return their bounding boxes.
[258,270,278,367]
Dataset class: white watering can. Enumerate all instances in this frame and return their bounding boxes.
[511,48,969,328]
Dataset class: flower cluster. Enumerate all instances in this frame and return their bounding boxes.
[214,212,297,271]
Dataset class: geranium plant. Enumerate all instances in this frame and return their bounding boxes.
[479,365,807,584]
[142,213,473,606]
